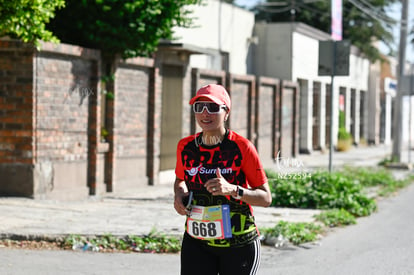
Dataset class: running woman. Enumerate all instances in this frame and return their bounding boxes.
[174,84,272,275]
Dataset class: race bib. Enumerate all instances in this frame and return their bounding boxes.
[186,205,232,240]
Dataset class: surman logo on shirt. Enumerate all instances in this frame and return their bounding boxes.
[187,165,202,176]
[186,166,233,176]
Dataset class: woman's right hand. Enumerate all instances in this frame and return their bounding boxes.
[174,178,189,216]
[174,192,189,215]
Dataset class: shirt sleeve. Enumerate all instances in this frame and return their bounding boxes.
[240,139,267,188]
[175,139,185,180]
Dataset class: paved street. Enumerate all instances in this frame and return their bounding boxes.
[259,183,414,275]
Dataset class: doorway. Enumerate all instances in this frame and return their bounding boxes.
[160,65,184,170]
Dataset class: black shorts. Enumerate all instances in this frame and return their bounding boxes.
[180,233,261,275]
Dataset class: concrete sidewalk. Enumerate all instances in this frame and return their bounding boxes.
[0,144,410,241]
[0,184,320,240]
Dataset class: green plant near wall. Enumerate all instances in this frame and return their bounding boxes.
[266,169,377,217]
[339,110,346,128]
[337,110,353,151]
[101,75,115,100]
[341,166,413,196]
[61,230,181,253]
[266,166,412,217]
[338,127,352,140]
[261,221,323,245]
[315,208,357,227]
[101,127,109,141]
[337,127,353,151]
[378,155,399,166]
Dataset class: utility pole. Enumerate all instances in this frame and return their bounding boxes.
[391,0,409,162]
[409,64,414,163]
[329,41,337,172]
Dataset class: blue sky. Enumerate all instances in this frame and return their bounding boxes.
[233,0,414,63]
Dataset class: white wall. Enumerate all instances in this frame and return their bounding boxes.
[402,96,414,144]
[292,33,322,80]
[172,0,255,74]
[255,22,372,150]
[256,22,370,92]
[254,23,293,79]
[292,32,370,92]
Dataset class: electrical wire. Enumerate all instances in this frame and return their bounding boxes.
[347,0,397,25]
[254,0,398,25]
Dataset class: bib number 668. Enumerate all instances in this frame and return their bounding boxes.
[188,220,221,238]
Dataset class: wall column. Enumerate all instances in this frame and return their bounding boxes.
[352,90,361,144]
[319,83,327,149]
[299,79,313,154]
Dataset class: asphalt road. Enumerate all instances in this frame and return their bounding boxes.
[260,183,414,275]
[1,184,414,275]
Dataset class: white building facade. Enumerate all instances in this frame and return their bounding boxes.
[253,22,372,153]
[172,0,255,74]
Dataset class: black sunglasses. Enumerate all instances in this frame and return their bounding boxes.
[193,101,227,114]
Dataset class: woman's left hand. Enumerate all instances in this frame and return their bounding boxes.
[204,168,236,196]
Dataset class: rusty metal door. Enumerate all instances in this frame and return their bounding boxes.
[160,65,183,170]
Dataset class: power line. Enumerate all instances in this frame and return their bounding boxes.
[356,0,407,25]
[255,0,398,25]
[256,0,327,16]
[347,0,398,25]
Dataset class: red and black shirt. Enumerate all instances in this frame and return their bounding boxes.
[175,129,268,247]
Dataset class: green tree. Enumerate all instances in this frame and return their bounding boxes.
[47,0,202,59]
[253,0,397,62]
[0,0,64,46]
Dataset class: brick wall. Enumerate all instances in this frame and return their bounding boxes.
[110,57,157,189]
[35,42,101,198]
[0,40,102,198]
[0,39,297,199]
[0,40,35,165]
[226,74,255,142]
[36,50,95,162]
[0,40,35,196]
[280,80,300,157]
[256,77,281,169]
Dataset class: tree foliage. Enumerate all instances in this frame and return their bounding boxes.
[253,0,398,62]
[47,0,201,58]
[0,0,64,46]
